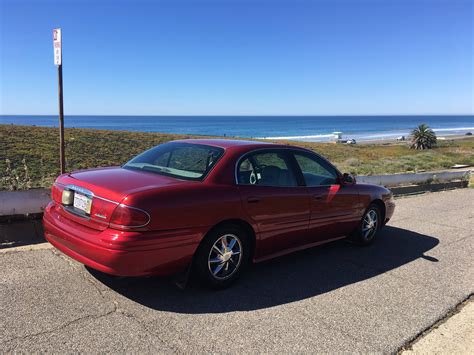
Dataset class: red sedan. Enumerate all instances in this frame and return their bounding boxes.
[43,139,395,288]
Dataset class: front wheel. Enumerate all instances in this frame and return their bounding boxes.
[194,225,250,289]
[350,204,381,245]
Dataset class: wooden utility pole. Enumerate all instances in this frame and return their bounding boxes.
[57,62,65,173]
[53,28,65,174]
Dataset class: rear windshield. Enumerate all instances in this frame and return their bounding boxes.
[123,142,224,181]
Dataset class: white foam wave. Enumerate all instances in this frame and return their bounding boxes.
[258,126,474,142]
[432,127,474,132]
[258,134,336,140]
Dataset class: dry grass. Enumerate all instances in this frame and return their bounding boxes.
[1,124,473,190]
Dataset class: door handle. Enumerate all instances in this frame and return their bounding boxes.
[313,194,324,201]
[247,197,261,203]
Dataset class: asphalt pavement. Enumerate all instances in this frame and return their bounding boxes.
[1,189,473,352]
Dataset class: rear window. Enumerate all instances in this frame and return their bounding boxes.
[123,142,224,181]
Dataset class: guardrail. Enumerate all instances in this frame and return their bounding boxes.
[0,188,50,217]
[0,169,471,218]
[356,170,471,187]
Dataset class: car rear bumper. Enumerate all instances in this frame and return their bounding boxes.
[43,202,205,277]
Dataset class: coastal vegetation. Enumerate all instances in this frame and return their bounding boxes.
[410,123,437,150]
[1,124,473,190]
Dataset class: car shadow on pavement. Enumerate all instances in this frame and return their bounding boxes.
[87,226,439,314]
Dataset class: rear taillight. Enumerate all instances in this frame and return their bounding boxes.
[109,204,150,229]
[51,183,65,204]
[89,198,117,223]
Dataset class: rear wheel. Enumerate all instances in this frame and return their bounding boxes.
[351,204,381,245]
[194,225,250,289]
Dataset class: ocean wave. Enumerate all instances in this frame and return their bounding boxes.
[258,134,336,140]
[257,126,474,142]
[432,127,474,132]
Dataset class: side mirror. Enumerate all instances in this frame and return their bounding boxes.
[341,173,356,185]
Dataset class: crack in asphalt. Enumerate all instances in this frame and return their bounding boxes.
[117,310,179,352]
[0,249,120,348]
[0,248,118,347]
[2,189,471,352]
[47,248,178,351]
[0,308,117,347]
[49,248,114,306]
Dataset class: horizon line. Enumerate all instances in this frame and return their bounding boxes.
[1,113,473,117]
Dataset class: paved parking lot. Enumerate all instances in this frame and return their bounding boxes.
[1,189,473,352]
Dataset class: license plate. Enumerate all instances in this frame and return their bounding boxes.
[73,193,92,214]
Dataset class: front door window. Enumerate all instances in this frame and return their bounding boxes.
[294,153,338,186]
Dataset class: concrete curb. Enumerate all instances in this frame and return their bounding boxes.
[400,294,474,353]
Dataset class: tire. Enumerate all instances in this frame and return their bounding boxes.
[350,204,381,246]
[194,224,250,289]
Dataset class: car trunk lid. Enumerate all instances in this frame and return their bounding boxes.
[54,167,186,230]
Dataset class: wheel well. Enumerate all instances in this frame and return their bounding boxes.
[204,219,257,259]
[371,199,386,223]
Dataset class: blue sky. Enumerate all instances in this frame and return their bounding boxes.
[0,0,472,115]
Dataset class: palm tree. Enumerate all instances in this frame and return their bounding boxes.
[410,123,437,150]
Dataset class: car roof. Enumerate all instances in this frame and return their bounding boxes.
[171,138,292,150]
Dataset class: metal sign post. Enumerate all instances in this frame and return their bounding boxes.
[53,28,65,174]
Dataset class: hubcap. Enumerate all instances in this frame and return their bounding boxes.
[208,234,242,280]
[362,209,378,240]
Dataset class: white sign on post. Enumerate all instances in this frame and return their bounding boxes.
[53,28,62,66]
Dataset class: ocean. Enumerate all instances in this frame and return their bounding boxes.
[1,115,473,142]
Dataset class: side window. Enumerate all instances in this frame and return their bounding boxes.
[237,152,297,187]
[237,158,258,185]
[294,153,338,186]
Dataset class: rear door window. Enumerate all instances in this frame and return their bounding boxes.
[237,151,297,187]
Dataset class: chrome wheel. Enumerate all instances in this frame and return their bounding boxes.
[362,209,378,240]
[208,234,242,280]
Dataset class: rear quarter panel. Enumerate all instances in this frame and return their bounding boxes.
[124,183,244,232]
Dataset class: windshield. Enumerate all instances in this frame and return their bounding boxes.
[123,142,224,181]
